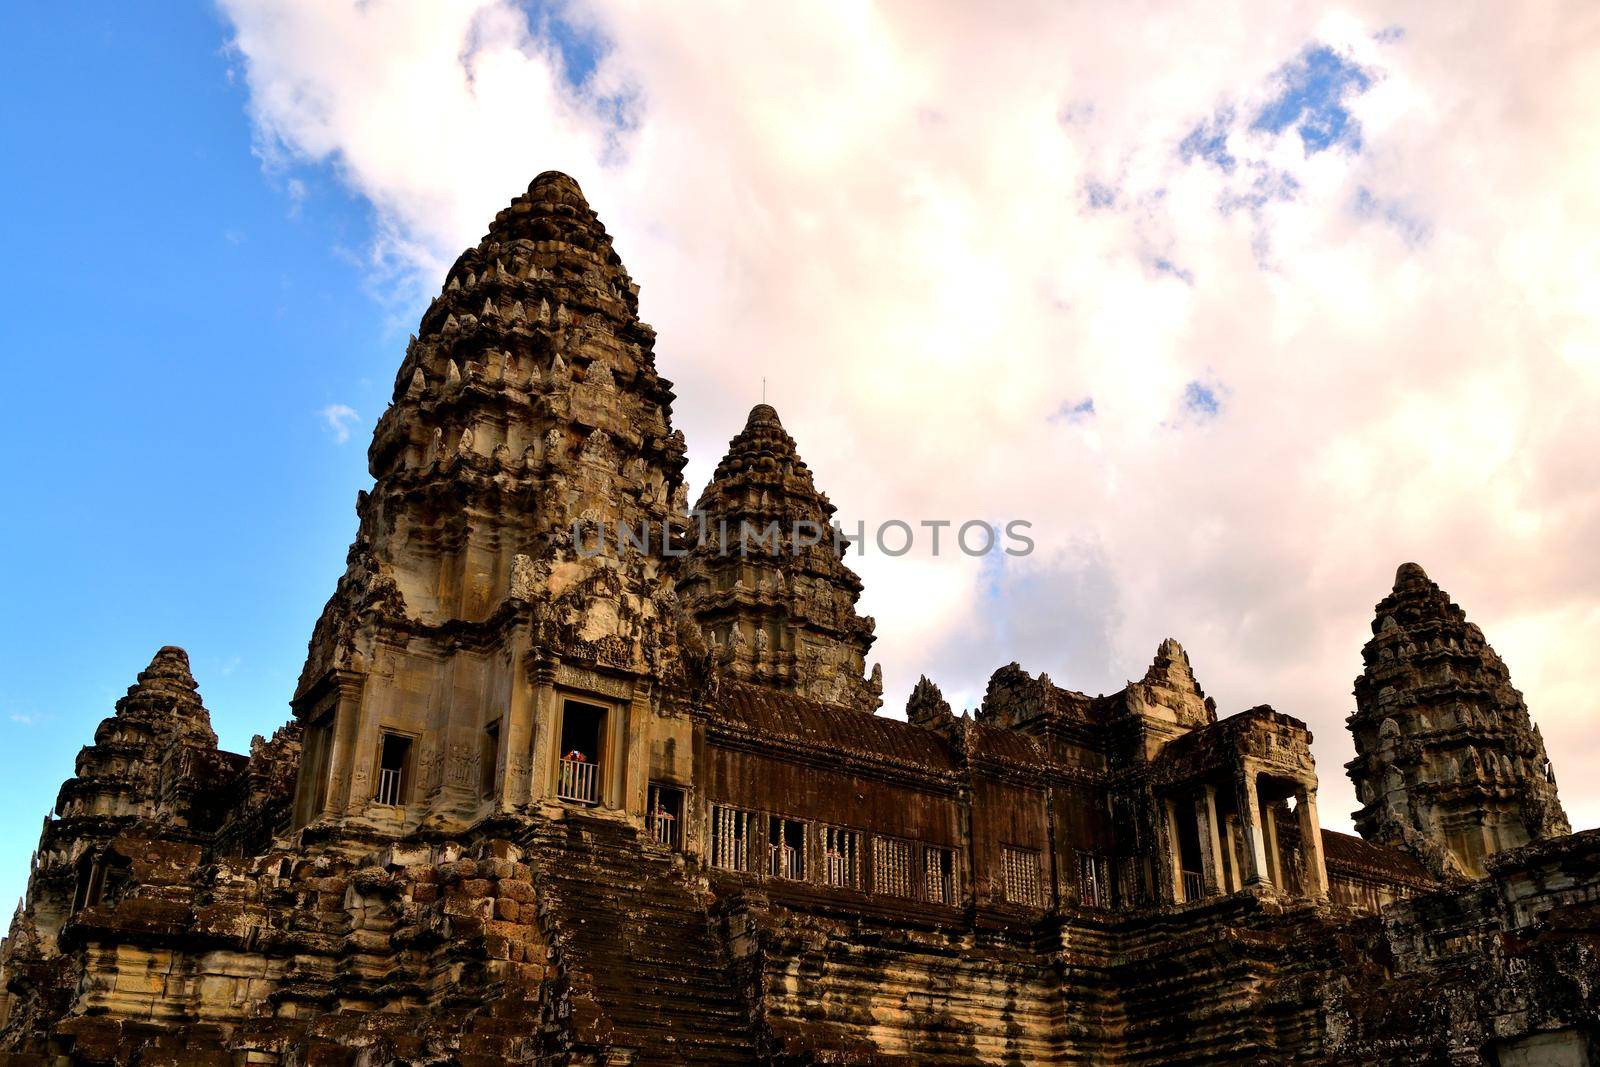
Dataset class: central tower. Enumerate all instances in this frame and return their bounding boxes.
[290,173,690,833]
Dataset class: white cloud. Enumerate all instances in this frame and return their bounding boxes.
[318,403,358,444]
[219,1,1600,834]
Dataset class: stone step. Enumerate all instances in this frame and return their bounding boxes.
[525,817,759,1061]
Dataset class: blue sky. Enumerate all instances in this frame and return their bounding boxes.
[0,5,397,911]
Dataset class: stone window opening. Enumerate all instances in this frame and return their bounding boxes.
[99,857,131,907]
[480,719,501,799]
[373,731,413,807]
[1002,845,1043,907]
[295,711,334,828]
[769,815,807,880]
[649,783,684,850]
[820,826,862,889]
[557,700,606,805]
[71,854,105,914]
[1116,855,1151,909]
[873,836,915,898]
[710,804,757,872]
[1078,851,1110,909]
[924,846,956,905]
[1174,801,1206,902]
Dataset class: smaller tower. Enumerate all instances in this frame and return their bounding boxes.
[1348,563,1568,879]
[54,646,219,827]
[677,403,878,709]
[19,647,220,950]
[906,676,956,730]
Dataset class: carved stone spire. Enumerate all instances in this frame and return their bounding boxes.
[299,171,689,697]
[1127,638,1214,728]
[112,647,214,740]
[1348,563,1568,879]
[19,647,224,949]
[73,644,213,782]
[56,647,219,822]
[290,173,692,832]
[677,403,877,709]
[906,676,955,730]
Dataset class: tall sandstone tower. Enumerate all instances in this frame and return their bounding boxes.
[292,171,692,833]
[1347,562,1568,878]
[677,403,879,709]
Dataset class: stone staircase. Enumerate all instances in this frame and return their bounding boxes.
[523,812,760,1065]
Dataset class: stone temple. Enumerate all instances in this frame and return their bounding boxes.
[3,172,1598,1066]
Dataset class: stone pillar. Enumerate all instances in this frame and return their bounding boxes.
[1263,803,1282,888]
[527,663,560,805]
[1223,815,1243,893]
[339,679,382,818]
[1160,798,1185,903]
[623,687,652,817]
[1295,787,1330,899]
[1196,786,1225,896]
[1236,769,1271,887]
[501,633,532,810]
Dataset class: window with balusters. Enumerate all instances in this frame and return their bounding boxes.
[1002,845,1043,907]
[1077,851,1109,909]
[701,807,959,904]
[768,815,807,879]
[873,836,915,898]
[648,783,684,850]
[820,825,861,889]
[556,701,605,805]
[710,804,757,872]
[373,731,413,807]
[923,845,956,904]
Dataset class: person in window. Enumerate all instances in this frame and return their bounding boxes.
[564,749,587,762]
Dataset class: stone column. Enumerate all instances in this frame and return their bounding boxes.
[1223,815,1243,893]
[527,662,559,805]
[1235,769,1271,887]
[623,686,652,817]
[1160,798,1185,903]
[1295,786,1330,899]
[295,671,365,824]
[1263,803,1282,888]
[1196,786,1225,896]
[339,681,381,818]
[501,631,532,810]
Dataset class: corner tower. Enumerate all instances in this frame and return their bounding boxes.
[291,173,690,834]
[1347,563,1568,878]
[677,403,879,709]
[22,648,222,952]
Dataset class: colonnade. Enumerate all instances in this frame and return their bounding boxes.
[1163,769,1328,903]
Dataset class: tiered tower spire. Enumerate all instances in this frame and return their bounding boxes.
[1348,563,1567,878]
[677,403,878,709]
[309,169,686,651]
[54,647,218,826]
[26,647,221,949]
[292,173,691,831]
